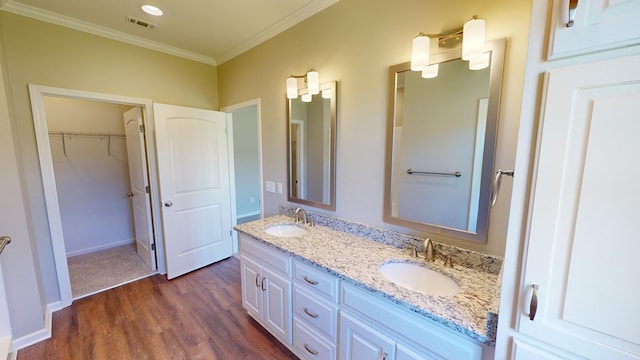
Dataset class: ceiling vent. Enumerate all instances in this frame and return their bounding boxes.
[126,16,156,29]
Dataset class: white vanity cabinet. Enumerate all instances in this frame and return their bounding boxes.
[291,260,339,360]
[339,283,490,360]
[239,234,292,345]
[238,233,493,360]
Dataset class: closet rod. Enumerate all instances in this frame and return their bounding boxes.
[48,131,125,138]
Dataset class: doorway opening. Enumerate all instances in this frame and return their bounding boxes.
[222,99,263,254]
[43,97,155,299]
[29,85,166,307]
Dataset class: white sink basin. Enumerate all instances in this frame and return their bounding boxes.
[379,262,460,296]
[265,223,308,237]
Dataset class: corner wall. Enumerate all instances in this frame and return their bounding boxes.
[217,0,532,255]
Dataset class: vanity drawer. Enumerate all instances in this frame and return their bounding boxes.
[293,318,336,360]
[293,260,339,302]
[240,233,291,276]
[293,285,338,341]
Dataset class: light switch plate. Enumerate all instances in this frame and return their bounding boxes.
[277,182,283,194]
[265,181,276,193]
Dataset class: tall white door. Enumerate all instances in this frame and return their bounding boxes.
[154,103,233,279]
[123,107,156,270]
[514,55,640,359]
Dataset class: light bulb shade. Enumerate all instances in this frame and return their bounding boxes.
[469,52,490,70]
[411,35,431,71]
[462,18,485,60]
[286,77,298,99]
[301,93,312,102]
[307,71,320,95]
[421,64,439,78]
[321,89,332,99]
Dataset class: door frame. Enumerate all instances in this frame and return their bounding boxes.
[28,84,166,307]
[221,99,264,254]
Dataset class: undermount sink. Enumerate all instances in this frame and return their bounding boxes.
[265,223,308,237]
[379,261,460,296]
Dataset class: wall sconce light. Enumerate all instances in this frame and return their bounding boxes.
[286,70,320,99]
[410,15,487,77]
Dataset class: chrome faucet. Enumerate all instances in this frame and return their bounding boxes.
[424,238,435,262]
[294,208,308,224]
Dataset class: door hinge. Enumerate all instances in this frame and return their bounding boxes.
[145,185,150,194]
[139,124,145,133]
[151,243,156,251]
[229,230,232,237]
[224,128,228,135]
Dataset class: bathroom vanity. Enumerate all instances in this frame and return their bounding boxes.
[235,214,501,360]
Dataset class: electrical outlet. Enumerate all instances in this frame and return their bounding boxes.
[250,197,255,204]
[277,182,283,194]
[265,181,276,193]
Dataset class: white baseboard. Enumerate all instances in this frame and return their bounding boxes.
[66,238,135,257]
[10,301,61,352]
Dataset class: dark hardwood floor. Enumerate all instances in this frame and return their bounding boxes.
[18,257,298,359]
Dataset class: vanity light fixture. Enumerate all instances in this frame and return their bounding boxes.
[301,93,312,102]
[321,88,332,99]
[411,15,487,77]
[141,4,163,16]
[468,52,491,70]
[286,70,321,99]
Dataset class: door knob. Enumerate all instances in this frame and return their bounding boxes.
[126,192,134,197]
[164,201,173,207]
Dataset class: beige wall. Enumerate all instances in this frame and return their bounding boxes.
[0,11,218,316]
[218,0,532,255]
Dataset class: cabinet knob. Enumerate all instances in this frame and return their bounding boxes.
[529,284,539,321]
[164,200,173,207]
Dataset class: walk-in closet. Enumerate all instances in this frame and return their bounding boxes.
[44,96,154,299]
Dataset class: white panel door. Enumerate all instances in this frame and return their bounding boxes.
[123,107,156,270]
[154,103,233,279]
[517,55,640,358]
[548,0,640,59]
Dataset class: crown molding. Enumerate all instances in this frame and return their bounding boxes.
[216,0,339,64]
[0,1,218,65]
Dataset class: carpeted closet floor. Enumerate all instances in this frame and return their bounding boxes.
[67,243,154,299]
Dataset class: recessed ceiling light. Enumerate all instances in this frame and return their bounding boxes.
[141,5,163,16]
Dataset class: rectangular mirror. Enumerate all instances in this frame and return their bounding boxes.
[383,39,505,242]
[287,81,337,211]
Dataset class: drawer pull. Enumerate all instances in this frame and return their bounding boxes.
[255,274,261,288]
[529,284,539,321]
[303,307,319,318]
[303,276,319,285]
[261,277,267,292]
[567,0,578,27]
[378,351,388,360]
[303,343,319,355]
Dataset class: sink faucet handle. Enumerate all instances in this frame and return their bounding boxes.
[444,255,454,268]
[408,244,418,258]
[424,238,434,262]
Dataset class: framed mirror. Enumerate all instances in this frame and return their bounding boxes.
[287,81,337,211]
[383,39,505,243]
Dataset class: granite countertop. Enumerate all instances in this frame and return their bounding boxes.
[235,215,500,345]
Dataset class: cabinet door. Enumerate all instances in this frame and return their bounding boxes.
[519,55,640,358]
[263,266,292,344]
[339,312,395,360]
[240,255,262,320]
[548,0,640,59]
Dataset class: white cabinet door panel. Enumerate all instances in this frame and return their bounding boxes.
[339,312,395,360]
[263,266,292,344]
[519,54,640,359]
[548,0,640,59]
